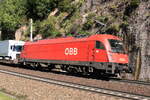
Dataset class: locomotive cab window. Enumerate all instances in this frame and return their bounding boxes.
[108,39,125,53]
[95,41,105,50]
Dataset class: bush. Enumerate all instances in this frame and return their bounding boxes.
[58,0,76,13]
[27,0,59,20]
[87,13,96,20]
[82,19,94,30]
[120,21,129,31]
[78,30,91,35]
[124,0,140,16]
[82,13,96,30]
[96,16,108,23]
[0,0,27,39]
[37,17,60,38]
[130,0,140,8]
[105,24,120,35]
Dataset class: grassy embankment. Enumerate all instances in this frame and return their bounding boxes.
[0,92,16,100]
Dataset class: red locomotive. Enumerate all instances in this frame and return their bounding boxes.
[20,34,130,76]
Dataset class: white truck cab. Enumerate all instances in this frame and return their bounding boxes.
[0,40,25,63]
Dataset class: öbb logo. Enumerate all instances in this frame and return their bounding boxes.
[65,48,78,55]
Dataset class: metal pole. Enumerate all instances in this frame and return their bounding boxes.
[0,30,1,40]
[0,28,1,40]
[30,19,33,41]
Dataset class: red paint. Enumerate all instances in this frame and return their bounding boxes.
[21,34,128,64]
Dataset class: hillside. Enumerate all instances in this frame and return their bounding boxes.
[0,0,149,80]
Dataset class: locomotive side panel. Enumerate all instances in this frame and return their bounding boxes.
[21,40,95,65]
[63,41,92,61]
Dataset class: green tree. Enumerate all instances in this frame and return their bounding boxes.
[26,0,75,20]
[26,0,59,20]
[0,0,27,39]
[36,16,60,38]
[0,0,77,39]
[58,0,76,13]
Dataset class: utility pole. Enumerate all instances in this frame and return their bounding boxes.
[0,28,1,40]
[30,19,33,41]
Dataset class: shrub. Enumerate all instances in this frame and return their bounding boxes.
[124,0,140,16]
[58,0,76,13]
[96,16,108,23]
[82,19,94,30]
[120,21,129,31]
[105,24,120,35]
[130,0,140,8]
[87,13,96,20]
[37,17,60,38]
[78,30,91,35]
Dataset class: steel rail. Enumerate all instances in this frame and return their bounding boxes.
[1,63,150,86]
[0,69,149,100]
[110,78,150,86]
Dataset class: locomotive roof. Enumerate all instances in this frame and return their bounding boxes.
[25,34,121,45]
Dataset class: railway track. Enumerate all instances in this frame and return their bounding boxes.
[1,63,150,86]
[0,69,149,100]
[110,78,150,86]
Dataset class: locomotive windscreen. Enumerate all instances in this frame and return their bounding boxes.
[108,39,125,54]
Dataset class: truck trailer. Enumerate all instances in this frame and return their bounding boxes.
[0,40,25,63]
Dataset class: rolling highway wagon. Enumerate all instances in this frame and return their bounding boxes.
[0,40,25,63]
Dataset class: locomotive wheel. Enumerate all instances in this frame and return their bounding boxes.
[66,66,78,74]
[90,69,105,78]
[60,65,68,71]
[118,71,127,79]
[48,64,55,71]
[34,63,42,70]
[82,67,89,75]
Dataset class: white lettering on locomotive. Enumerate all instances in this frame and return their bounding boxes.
[65,48,78,55]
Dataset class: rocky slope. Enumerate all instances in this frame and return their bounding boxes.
[128,0,150,80]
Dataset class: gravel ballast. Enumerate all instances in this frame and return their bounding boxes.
[0,72,128,100]
[0,64,149,97]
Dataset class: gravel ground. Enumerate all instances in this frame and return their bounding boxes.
[0,64,149,97]
[0,72,128,100]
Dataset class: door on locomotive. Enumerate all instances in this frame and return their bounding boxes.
[93,41,108,62]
